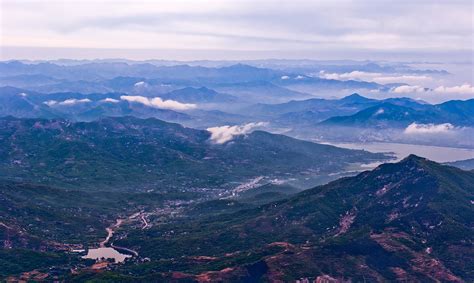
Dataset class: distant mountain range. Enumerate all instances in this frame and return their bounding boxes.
[320,103,435,127]
[320,98,474,128]
[0,61,399,98]
[0,61,283,84]
[246,93,425,118]
[2,86,473,139]
[244,93,376,121]
[160,87,237,103]
[0,86,192,122]
[243,93,474,128]
[211,80,310,103]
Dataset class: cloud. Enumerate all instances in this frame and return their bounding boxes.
[134,81,148,87]
[375,75,432,85]
[1,1,471,60]
[60,98,92,105]
[44,100,58,106]
[389,83,474,95]
[101,98,120,103]
[18,92,27,97]
[390,85,428,94]
[404,122,456,134]
[120,95,196,110]
[319,71,432,85]
[44,98,91,106]
[374,108,385,115]
[433,84,474,94]
[207,122,268,144]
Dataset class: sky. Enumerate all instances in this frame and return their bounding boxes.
[1,0,473,61]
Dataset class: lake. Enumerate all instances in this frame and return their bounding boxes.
[82,247,131,263]
[325,142,474,163]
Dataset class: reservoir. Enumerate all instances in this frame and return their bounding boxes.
[82,247,131,263]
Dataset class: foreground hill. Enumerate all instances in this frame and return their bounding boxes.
[0,180,200,278]
[0,181,183,248]
[106,156,473,282]
[0,116,386,191]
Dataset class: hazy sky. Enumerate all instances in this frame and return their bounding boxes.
[1,0,473,60]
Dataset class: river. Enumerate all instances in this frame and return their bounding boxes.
[325,142,474,163]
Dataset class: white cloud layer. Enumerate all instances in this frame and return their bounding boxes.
[44,98,91,106]
[404,122,456,135]
[101,98,120,103]
[374,108,385,116]
[44,100,57,106]
[433,84,474,94]
[389,83,474,95]
[134,81,148,87]
[120,95,196,110]
[390,85,428,94]
[1,0,471,60]
[319,71,432,85]
[207,122,268,144]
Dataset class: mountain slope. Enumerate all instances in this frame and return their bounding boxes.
[160,87,237,103]
[0,181,176,247]
[0,180,198,279]
[436,99,474,121]
[244,93,427,124]
[320,99,474,127]
[0,61,284,83]
[74,100,191,122]
[112,156,473,281]
[0,116,387,191]
[213,81,309,103]
[319,103,432,127]
[0,86,60,118]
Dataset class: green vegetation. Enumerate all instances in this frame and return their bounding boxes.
[0,249,68,278]
[106,156,474,281]
[0,116,388,191]
[0,115,471,281]
[0,180,201,248]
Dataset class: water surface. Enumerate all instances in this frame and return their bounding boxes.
[82,247,131,263]
[326,142,474,163]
